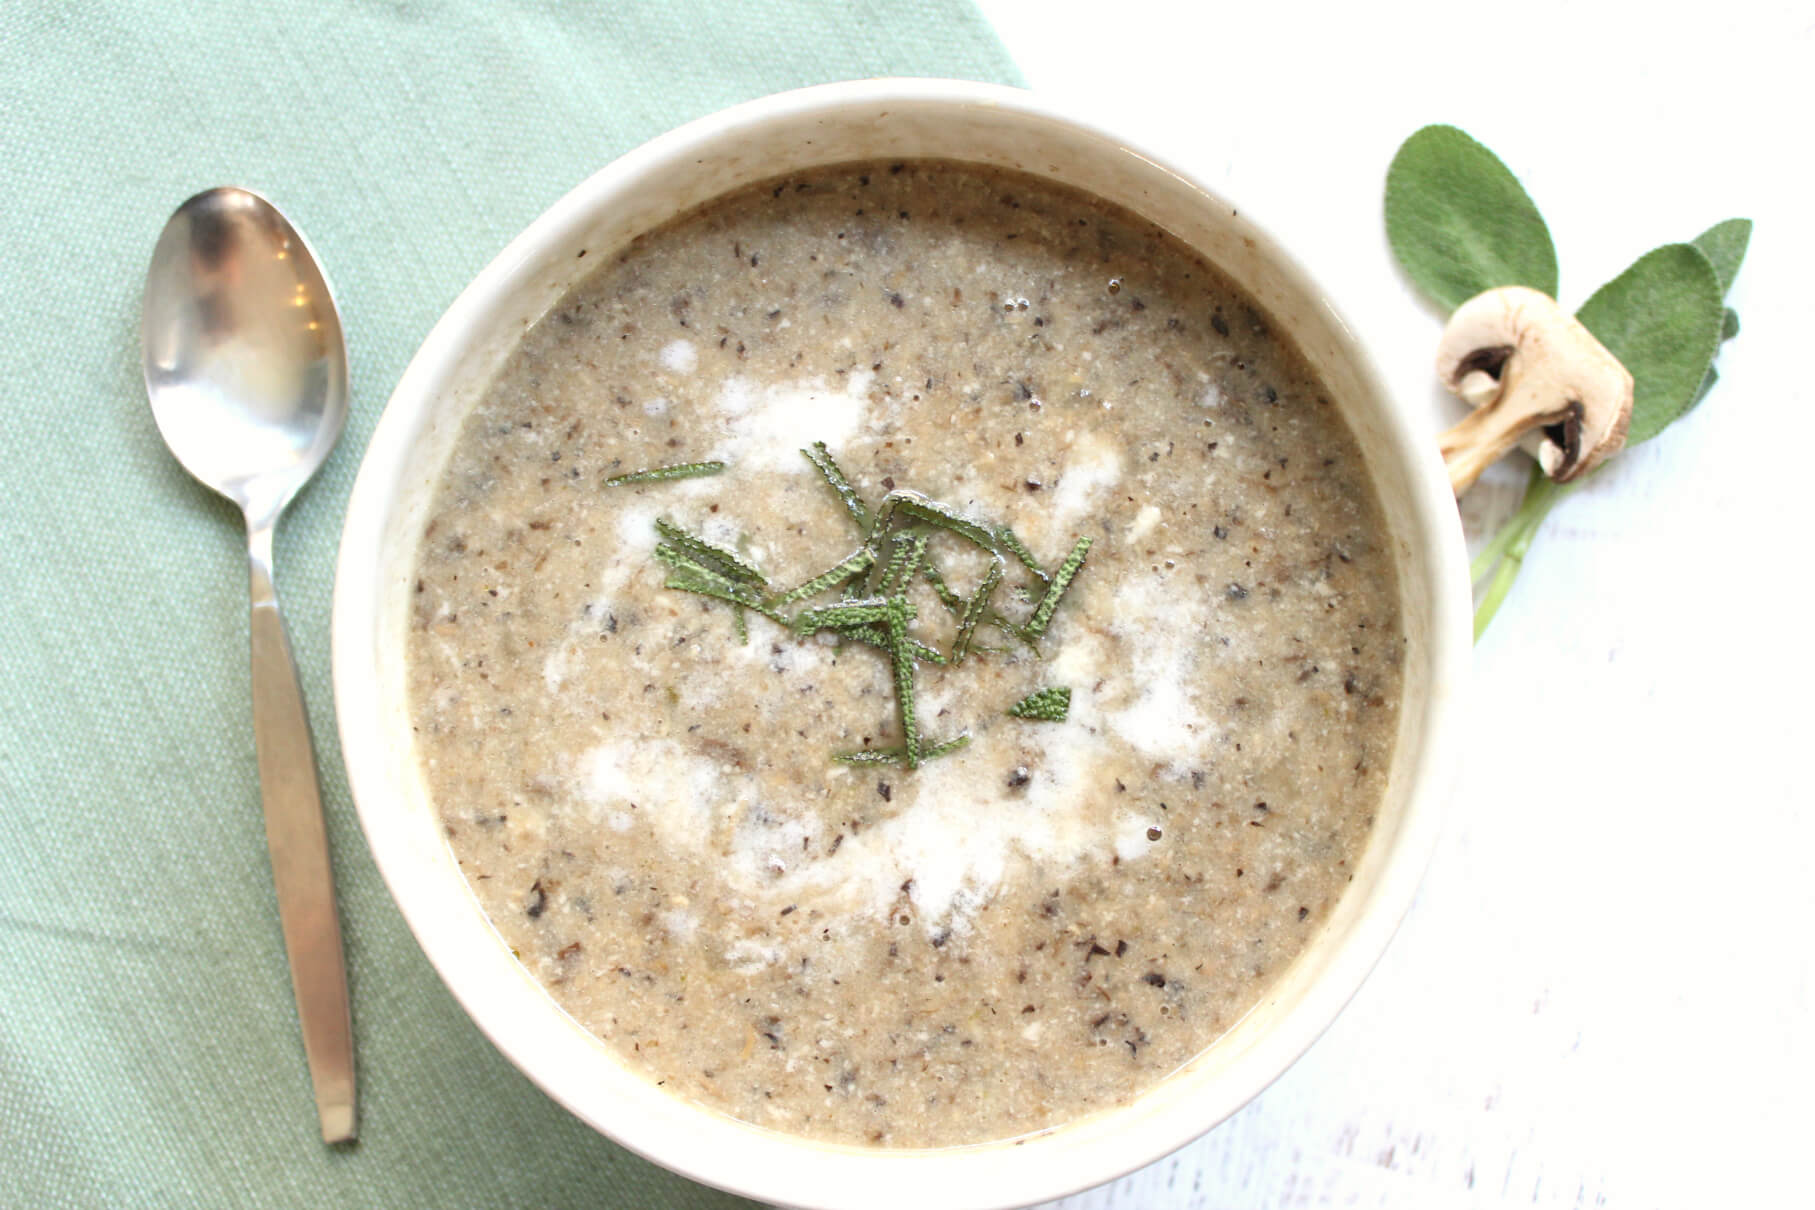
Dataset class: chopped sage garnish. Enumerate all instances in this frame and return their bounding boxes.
[876,529,930,598]
[654,545,785,631]
[951,557,1003,664]
[661,572,762,637]
[836,624,949,665]
[885,594,920,767]
[773,548,874,606]
[871,490,998,553]
[1008,686,1071,722]
[996,526,1049,582]
[625,442,1094,768]
[793,597,906,636]
[986,612,1040,652]
[802,442,872,532]
[920,559,966,614]
[604,460,725,486]
[1025,537,1093,640]
[834,734,971,765]
[654,517,766,586]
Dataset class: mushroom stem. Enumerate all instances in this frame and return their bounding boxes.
[1438,396,1572,495]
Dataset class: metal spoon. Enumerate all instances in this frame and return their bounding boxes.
[142,188,356,1143]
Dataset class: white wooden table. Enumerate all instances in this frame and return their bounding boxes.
[974,2,1815,1205]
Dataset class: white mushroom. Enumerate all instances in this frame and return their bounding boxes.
[1435,286,1633,496]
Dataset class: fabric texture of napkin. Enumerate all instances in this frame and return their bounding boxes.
[0,3,1017,1205]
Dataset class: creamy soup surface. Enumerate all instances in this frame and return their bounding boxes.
[408,160,1404,1147]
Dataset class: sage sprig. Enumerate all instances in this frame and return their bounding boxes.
[1385,126,1750,637]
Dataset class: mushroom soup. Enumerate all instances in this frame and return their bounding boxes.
[407,161,1404,1147]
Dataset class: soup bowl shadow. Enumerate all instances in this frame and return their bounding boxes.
[332,78,1471,1210]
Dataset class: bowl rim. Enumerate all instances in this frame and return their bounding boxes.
[333,76,1471,1210]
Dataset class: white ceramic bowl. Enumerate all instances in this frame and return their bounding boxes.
[333,79,1470,1210]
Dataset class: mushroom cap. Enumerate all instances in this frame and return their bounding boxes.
[1435,286,1633,487]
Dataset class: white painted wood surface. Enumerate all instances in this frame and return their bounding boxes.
[973,2,1815,1206]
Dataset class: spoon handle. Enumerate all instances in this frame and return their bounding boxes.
[246,521,357,1144]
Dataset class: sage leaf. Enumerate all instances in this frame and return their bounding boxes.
[1576,244,1723,445]
[1722,307,1740,341]
[1691,219,1751,296]
[1385,125,1558,313]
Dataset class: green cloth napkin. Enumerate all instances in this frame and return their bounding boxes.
[0,3,1017,1205]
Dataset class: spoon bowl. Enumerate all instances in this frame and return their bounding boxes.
[143,187,347,525]
[141,187,357,1143]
